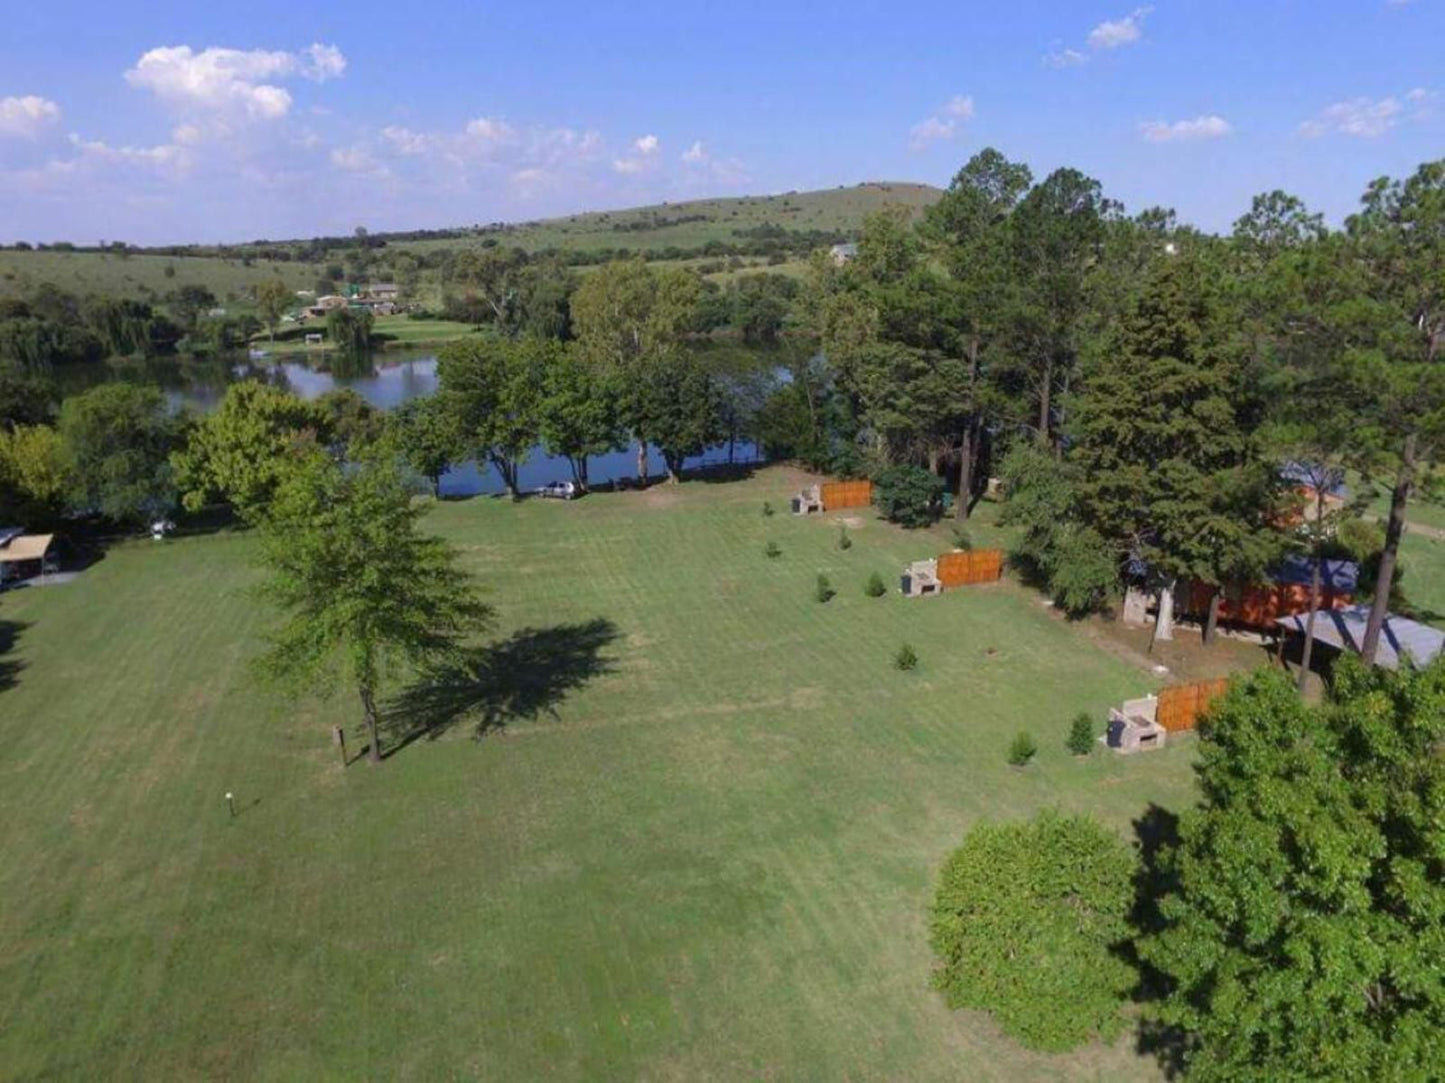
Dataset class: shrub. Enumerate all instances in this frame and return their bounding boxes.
[814,573,834,602]
[951,525,973,551]
[761,500,774,517]
[930,811,1135,1051]
[873,465,945,528]
[1008,731,1038,766]
[865,571,888,597]
[1067,712,1095,756]
[837,525,852,550]
[894,642,918,671]
[764,540,781,559]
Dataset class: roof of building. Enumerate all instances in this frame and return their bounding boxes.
[0,526,24,548]
[1277,604,1444,671]
[1272,555,1359,593]
[1280,460,1347,497]
[0,533,54,563]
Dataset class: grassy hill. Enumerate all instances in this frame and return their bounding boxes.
[0,249,326,303]
[399,181,942,256]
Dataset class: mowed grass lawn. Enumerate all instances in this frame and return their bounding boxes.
[0,468,1198,1081]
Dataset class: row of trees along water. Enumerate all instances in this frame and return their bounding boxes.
[3,149,1443,670]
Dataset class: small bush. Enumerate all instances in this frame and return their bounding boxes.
[951,525,973,551]
[1067,712,1095,756]
[761,501,774,517]
[865,571,888,597]
[764,540,781,559]
[814,573,834,603]
[930,811,1135,1051]
[837,526,852,550]
[895,642,918,671]
[874,465,945,528]
[1008,731,1037,766]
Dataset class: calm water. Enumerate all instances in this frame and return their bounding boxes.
[55,349,765,497]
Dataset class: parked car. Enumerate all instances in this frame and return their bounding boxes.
[535,480,578,500]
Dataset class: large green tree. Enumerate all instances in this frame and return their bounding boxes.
[1139,662,1445,1080]
[253,279,293,342]
[922,148,1032,517]
[571,259,700,482]
[254,449,489,764]
[636,350,725,482]
[1341,161,1445,662]
[537,342,622,491]
[436,336,543,498]
[57,383,179,524]
[1069,251,1276,639]
[172,382,330,520]
[388,394,464,497]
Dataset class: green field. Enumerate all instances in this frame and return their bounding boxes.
[397,182,941,257]
[0,249,326,303]
[0,468,1198,1080]
[260,314,486,354]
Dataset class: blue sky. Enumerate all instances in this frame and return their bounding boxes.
[0,1,1440,244]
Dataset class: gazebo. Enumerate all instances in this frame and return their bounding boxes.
[0,532,57,586]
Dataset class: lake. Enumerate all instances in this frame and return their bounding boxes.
[54,348,769,498]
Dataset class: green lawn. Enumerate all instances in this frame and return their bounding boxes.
[0,468,1196,1080]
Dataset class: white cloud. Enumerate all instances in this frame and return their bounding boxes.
[1048,7,1151,66]
[1044,48,1087,68]
[634,133,659,154]
[943,95,975,119]
[124,43,346,122]
[612,157,646,174]
[0,95,61,138]
[66,133,190,172]
[907,94,974,151]
[681,139,707,163]
[464,116,516,144]
[1088,7,1152,50]
[330,144,386,176]
[1140,114,1233,142]
[1300,95,1406,138]
[380,125,430,155]
[302,44,347,81]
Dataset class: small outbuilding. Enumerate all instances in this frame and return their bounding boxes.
[0,531,58,585]
[901,559,942,598]
[1106,696,1168,754]
[1277,604,1444,672]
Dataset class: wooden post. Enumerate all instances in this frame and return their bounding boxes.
[333,725,347,768]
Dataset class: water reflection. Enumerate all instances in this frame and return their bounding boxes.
[51,346,776,497]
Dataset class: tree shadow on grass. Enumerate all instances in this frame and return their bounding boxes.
[0,618,26,694]
[382,617,620,751]
[1118,803,1193,1079]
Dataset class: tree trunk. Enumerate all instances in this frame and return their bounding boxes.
[956,422,975,521]
[1362,432,1416,664]
[1151,579,1177,648]
[492,454,519,500]
[578,456,590,493]
[1298,554,1323,691]
[1203,588,1222,646]
[927,446,940,476]
[361,685,381,765]
[636,437,648,484]
[431,472,441,499]
[1037,359,1052,448]
[665,451,682,483]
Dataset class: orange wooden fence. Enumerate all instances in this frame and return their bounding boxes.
[821,480,873,511]
[936,548,1006,588]
[1155,678,1229,733]
[1185,579,1352,631]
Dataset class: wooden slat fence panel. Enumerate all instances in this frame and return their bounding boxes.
[1155,678,1229,733]
[821,480,873,511]
[937,549,1006,587]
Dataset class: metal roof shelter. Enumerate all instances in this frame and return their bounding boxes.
[0,533,53,563]
[1271,555,1359,593]
[1277,604,1444,671]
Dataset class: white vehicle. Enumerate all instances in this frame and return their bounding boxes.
[535,480,578,500]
